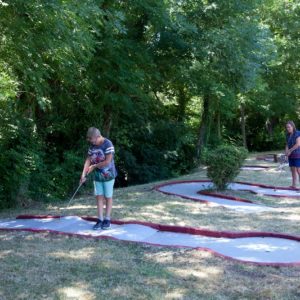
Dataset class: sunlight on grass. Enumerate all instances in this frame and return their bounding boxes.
[0,250,12,259]
[63,205,96,210]
[58,285,94,300]
[282,213,300,221]
[51,247,95,260]
[165,290,185,299]
[170,265,222,279]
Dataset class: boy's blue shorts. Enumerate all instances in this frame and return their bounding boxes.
[93,179,115,198]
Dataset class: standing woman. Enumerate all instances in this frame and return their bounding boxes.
[285,121,300,189]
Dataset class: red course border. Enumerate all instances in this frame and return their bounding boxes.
[0,214,298,267]
[256,154,277,162]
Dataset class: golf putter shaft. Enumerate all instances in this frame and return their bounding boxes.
[274,155,288,191]
[61,174,89,217]
[67,182,84,207]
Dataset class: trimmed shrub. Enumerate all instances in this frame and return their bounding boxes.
[203,144,248,190]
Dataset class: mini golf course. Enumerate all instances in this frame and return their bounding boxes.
[156,180,300,213]
[1,162,300,267]
[1,214,300,266]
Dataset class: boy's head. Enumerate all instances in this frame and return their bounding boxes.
[86,127,101,145]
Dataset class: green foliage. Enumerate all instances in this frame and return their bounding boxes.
[115,120,196,184]
[203,145,248,190]
[0,0,299,208]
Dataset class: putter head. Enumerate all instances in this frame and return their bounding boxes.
[278,154,288,164]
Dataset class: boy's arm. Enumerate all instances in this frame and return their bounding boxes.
[91,154,113,170]
[80,157,91,183]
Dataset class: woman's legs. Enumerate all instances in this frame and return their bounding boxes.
[296,167,300,185]
[290,167,298,188]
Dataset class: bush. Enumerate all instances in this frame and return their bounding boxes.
[203,144,248,190]
[0,114,88,208]
[28,150,88,203]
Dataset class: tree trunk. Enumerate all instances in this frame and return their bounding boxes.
[217,100,221,140]
[265,117,279,138]
[240,104,247,149]
[196,94,210,158]
[102,105,113,138]
[177,87,187,122]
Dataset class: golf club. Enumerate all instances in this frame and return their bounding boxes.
[273,154,288,191]
[60,174,89,219]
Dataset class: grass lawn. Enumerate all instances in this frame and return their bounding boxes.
[1,151,300,300]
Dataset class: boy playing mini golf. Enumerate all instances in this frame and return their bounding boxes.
[80,127,117,230]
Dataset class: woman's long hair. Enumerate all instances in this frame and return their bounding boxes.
[286,120,297,134]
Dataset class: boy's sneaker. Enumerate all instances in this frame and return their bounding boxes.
[93,220,103,230]
[101,219,111,230]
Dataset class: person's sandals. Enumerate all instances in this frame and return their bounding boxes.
[101,219,111,230]
[93,220,103,230]
[289,186,298,189]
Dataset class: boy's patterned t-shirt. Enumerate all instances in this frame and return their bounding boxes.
[88,138,117,181]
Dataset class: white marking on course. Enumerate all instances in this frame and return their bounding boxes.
[1,216,300,264]
[240,166,268,171]
[157,182,270,213]
[157,181,300,213]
